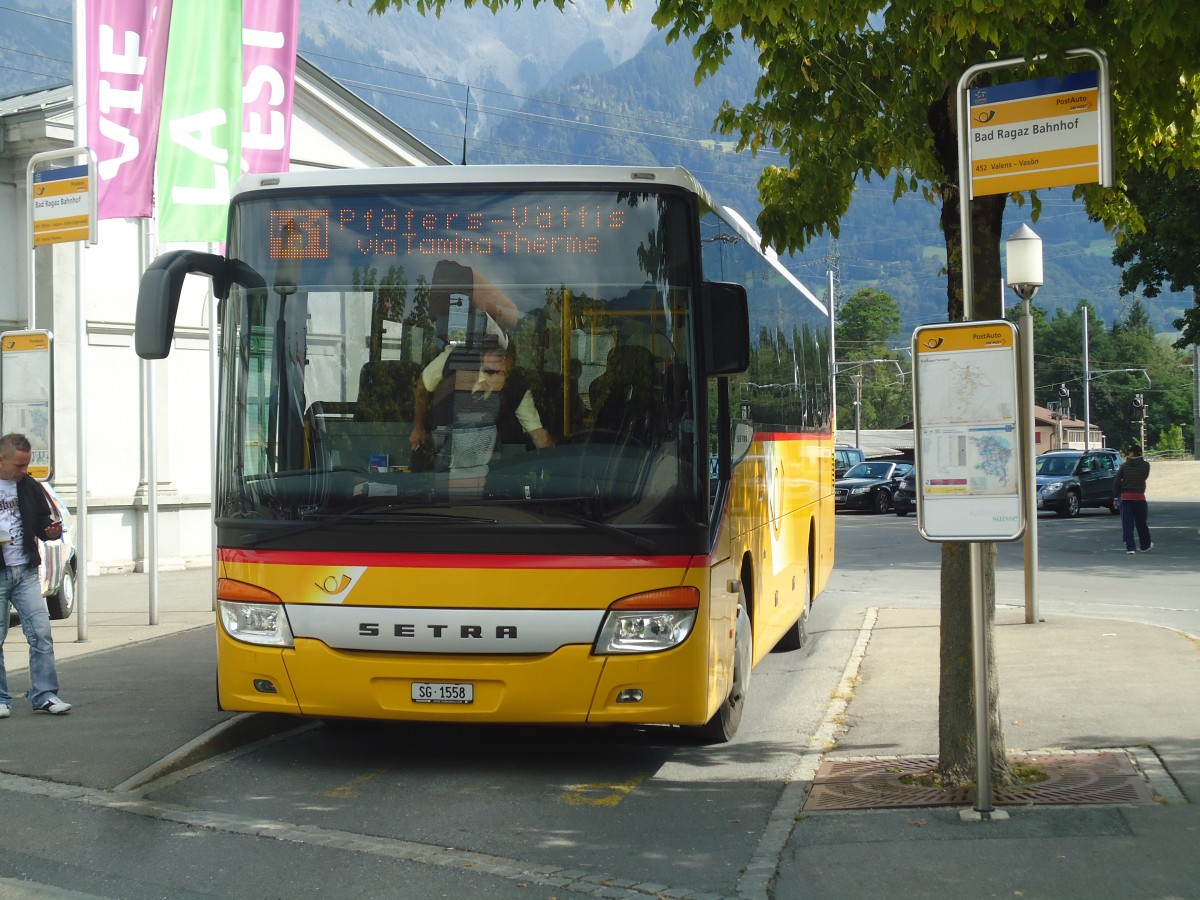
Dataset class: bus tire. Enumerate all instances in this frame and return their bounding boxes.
[774,568,810,652]
[690,594,751,744]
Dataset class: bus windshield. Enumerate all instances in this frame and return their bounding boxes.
[218,186,702,537]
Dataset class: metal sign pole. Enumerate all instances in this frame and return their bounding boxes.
[969,542,993,813]
[956,62,990,817]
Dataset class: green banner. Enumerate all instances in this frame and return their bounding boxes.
[156,0,243,243]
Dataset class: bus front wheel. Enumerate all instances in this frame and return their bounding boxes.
[690,594,751,744]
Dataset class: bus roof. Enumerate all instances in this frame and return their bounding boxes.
[233,164,713,202]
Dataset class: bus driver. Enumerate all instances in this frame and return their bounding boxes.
[410,337,553,485]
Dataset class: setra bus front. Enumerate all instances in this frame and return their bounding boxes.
[137,166,754,741]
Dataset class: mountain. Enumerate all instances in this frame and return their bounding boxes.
[0,0,1189,338]
[298,0,658,159]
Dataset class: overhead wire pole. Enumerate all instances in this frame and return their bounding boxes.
[832,359,907,447]
[1194,346,1199,459]
[828,271,837,436]
[1083,313,1091,449]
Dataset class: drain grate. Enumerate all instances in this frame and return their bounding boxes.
[803,751,1158,812]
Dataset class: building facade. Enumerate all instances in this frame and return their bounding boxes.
[0,58,447,573]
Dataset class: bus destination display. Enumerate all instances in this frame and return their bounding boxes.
[269,203,631,261]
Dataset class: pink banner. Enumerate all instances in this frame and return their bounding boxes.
[241,1,300,176]
[85,0,174,219]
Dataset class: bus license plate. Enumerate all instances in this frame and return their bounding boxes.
[412,682,473,704]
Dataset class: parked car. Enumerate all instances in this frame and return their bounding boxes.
[892,468,917,516]
[834,445,866,478]
[1034,448,1122,518]
[835,461,913,513]
[7,482,76,623]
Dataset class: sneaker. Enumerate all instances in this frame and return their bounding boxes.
[1126,550,1136,555]
[34,696,71,715]
[0,706,10,719]
[1141,543,1153,552]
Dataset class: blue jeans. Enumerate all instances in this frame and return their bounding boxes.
[0,563,61,708]
[1120,498,1151,552]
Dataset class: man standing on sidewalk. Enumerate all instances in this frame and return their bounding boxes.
[1114,443,1153,555]
[0,433,71,717]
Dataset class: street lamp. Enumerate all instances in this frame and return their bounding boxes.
[1005,223,1043,626]
[1006,223,1043,300]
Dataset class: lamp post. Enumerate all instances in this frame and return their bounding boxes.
[1006,224,1043,626]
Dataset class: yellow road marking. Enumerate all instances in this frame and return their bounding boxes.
[560,774,647,807]
[317,769,384,799]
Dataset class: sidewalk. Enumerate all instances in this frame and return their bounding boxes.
[772,605,1200,899]
[4,567,215,675]
[0,568,284,793]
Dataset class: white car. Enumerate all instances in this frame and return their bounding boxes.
[40,483,77,619]
[5,483,76,622]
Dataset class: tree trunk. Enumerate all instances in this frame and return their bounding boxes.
[937,542,1010,785]
[928,84,1012,789]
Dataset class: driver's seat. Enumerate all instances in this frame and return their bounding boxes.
[589,345,662,444]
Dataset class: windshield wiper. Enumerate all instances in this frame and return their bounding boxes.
[472,496,657,551]
[538,505,656,551]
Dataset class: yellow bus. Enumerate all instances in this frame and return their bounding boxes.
[136,165,834,742]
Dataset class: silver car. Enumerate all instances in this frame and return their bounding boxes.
[39,483,77,619]
[5,483,77,622]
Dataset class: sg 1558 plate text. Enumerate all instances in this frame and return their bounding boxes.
[412,682,473,704]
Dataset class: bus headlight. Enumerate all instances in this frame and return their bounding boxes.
[216,578,294,647]
[594,587,699,655]
[218,600,295,647]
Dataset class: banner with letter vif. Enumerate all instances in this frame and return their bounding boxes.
[84,0,174,219]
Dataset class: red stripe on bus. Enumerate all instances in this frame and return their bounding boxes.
[218,548,700,569]
[754,432,832,441]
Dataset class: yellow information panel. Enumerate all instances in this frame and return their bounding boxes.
[31,164,91,247]
[1,330,53,480]
[969,71,1100,198]
[911,320,1024,541]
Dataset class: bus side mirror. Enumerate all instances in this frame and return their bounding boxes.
[135,253,265,360]
[700,281,750,375]
[136,250,227,360]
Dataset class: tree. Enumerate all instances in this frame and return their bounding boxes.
[835,288,908,428]
[1107,168,1200,349]
[1102,300,1194,451]
[837,288,901,357]
[364,0,1200,786]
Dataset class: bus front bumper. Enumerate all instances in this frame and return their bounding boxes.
[216,629,716,727]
